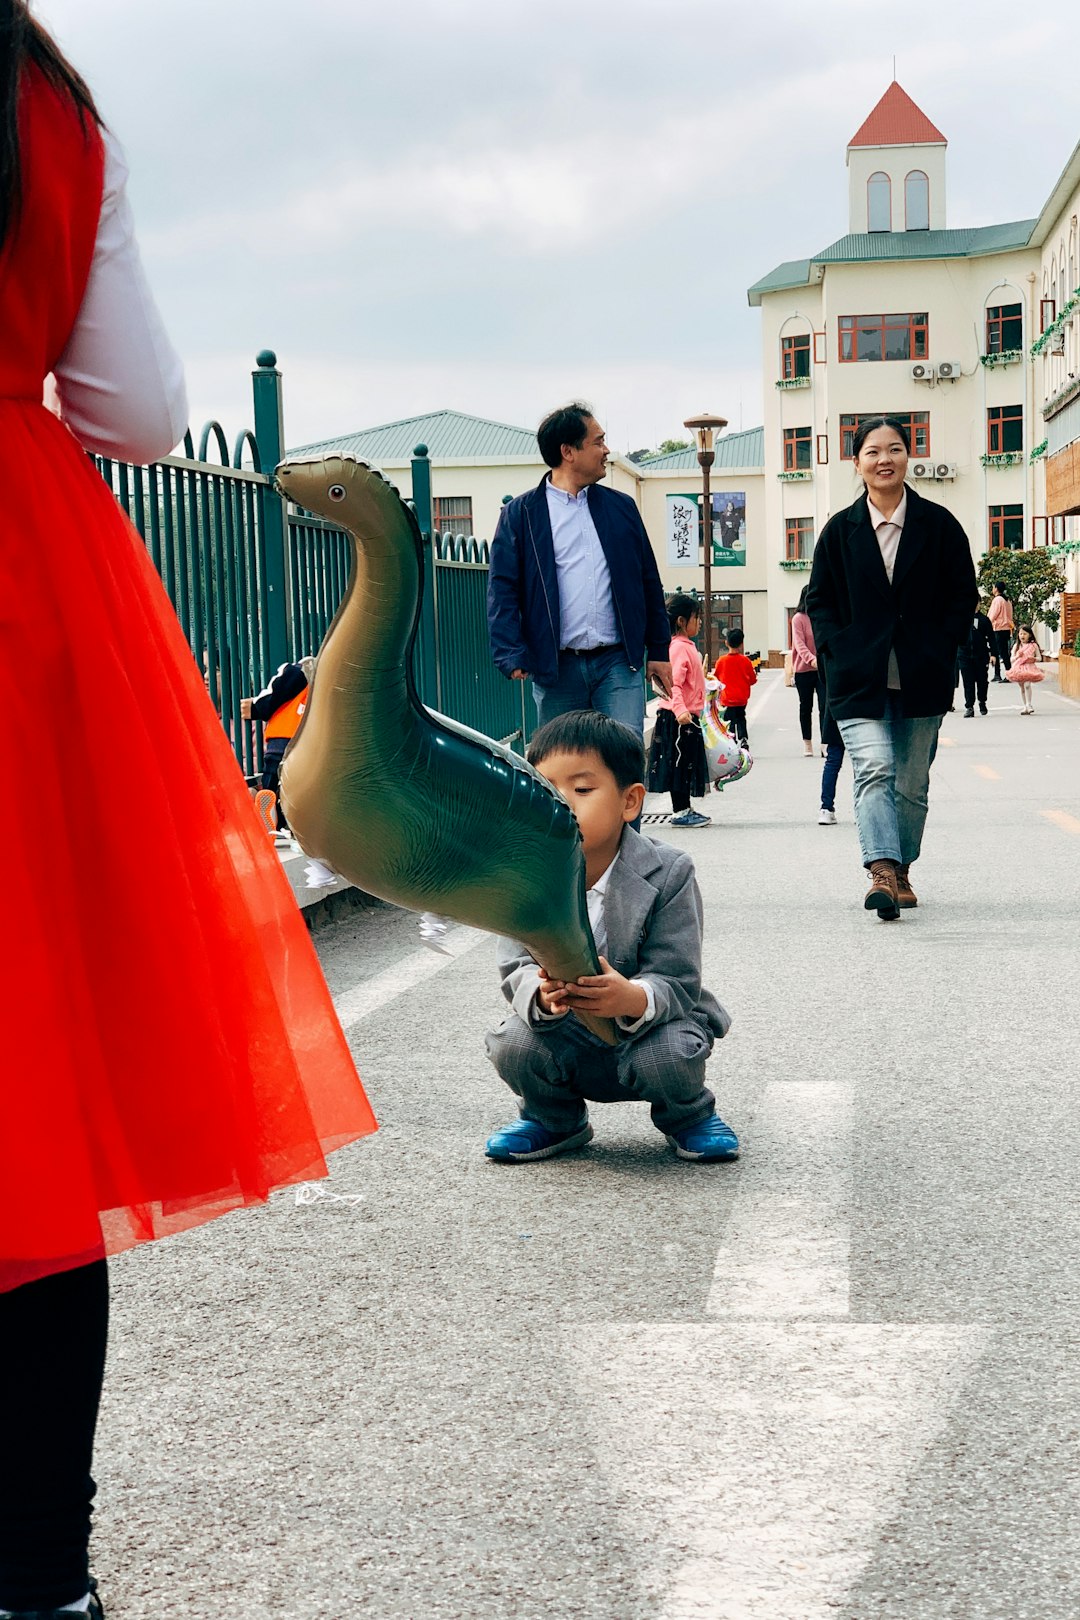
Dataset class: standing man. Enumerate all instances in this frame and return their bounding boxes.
[487,402,672,734]
[987,581,1014,680]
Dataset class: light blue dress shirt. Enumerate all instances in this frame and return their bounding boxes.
[545,479,620,650]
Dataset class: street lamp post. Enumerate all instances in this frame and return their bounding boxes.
[683,412,728,667]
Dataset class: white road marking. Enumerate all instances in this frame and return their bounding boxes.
[336,926,485,1030]
[706,1082,851,1319]
[571,1322,988,1620]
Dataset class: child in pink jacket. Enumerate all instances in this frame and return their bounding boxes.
[647,594,710,827]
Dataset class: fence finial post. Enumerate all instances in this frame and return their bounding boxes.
[411,443,438,706]
[252,350,290,670]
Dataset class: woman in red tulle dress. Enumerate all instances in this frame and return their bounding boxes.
[0,7,376,1614]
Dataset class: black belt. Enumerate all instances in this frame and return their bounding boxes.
[559,642,622,657]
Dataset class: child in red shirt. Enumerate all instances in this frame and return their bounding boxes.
[713,627,757,745]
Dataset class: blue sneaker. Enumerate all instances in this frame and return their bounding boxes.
[485,1117,593,1162]
[670,809,711,827]
[666,1113,740,1161]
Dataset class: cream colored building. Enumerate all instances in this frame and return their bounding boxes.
[749,80,1080,654]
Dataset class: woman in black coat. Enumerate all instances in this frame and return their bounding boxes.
[806,417,977,920]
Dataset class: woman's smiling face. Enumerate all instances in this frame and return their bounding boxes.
[856,425,909,496]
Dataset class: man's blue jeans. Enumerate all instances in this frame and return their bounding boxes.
[532,648,645,735]
[836,694,942,867]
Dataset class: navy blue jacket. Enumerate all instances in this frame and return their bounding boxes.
[486,477,671,690]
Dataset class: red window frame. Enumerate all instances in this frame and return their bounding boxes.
[785,517,814,560]
[781,333,811,380]
[433,495,474,534]
[987,405,1023,455]
[813,331,827,364]
[985,303,1023,354]
[988,505,1024,550]
[1031,516,1049,547]
[816,434,829,465]
[838,313,929,362]
[1041,297,1057,332]
[839,413,930,460]
[783,426,813,471]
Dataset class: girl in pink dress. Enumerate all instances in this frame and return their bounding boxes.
[1004,624,1045,714]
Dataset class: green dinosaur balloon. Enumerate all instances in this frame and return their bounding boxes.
[274,455,616,1045]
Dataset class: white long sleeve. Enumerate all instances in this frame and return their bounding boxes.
[52,128,188,464]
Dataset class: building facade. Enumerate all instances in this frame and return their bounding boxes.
[750,80,1080,656]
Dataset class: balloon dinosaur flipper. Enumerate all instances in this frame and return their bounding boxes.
[273,454,618,1046]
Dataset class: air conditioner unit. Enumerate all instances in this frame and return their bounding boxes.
[936,360,963,380]
[1050,330,1066,354]
[910,461,935,479]
[934,462,957,480]
[910,362,936,381]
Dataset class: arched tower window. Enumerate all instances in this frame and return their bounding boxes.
[904,170,929,231]
[867,172,891,233]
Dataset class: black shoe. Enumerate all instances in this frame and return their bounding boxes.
[963,706,974,717]
[979,702,987,715]
[5,1600,103,1620]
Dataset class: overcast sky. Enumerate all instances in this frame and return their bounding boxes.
[40,0,1079,457]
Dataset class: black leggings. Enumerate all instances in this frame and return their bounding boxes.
[793,671,819,740]
[0,1260,109,1611]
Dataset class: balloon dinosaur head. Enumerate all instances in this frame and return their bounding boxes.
[275,453,412,537]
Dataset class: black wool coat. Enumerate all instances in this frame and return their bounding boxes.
[805,486,978,721]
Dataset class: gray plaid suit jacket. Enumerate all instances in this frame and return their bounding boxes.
[493,827,731,1042]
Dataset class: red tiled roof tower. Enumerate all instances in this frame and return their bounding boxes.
[848,82,946,149]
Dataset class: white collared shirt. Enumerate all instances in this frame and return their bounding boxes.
[867,489,907,690]
[533,853,655,1032]
[545,478,620,650]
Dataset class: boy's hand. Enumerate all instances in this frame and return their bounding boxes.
[558,957,648,1021]
[536,966,569,1017]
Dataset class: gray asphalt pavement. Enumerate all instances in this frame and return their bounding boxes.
[97,669,1080,1620]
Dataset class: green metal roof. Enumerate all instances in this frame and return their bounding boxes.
[288,409,540,463]
[746,260,815,302]
[638,426,764,472]
[749,220,1038,305]
[813,220,1036,262]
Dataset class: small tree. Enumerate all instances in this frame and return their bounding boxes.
[975,550,1067,633]
[658,437,692,455]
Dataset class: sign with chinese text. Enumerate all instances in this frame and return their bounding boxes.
[665,491,746,567]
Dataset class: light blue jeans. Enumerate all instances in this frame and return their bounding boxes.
[532,648,646,735]
[836,693,943,867]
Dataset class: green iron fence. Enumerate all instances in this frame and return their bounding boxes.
[94,351,532,775]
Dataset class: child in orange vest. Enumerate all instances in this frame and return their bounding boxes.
[242,656,315,835]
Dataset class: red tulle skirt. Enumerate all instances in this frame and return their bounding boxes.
[1,402,376,1292]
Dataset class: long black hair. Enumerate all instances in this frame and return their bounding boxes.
[851,415,911,460]
[0,0,101,253]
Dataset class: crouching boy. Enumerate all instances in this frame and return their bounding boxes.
[484,711,739,1164]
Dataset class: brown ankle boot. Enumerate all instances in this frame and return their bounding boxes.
[895,865,918,907]
[864,860,900,920]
